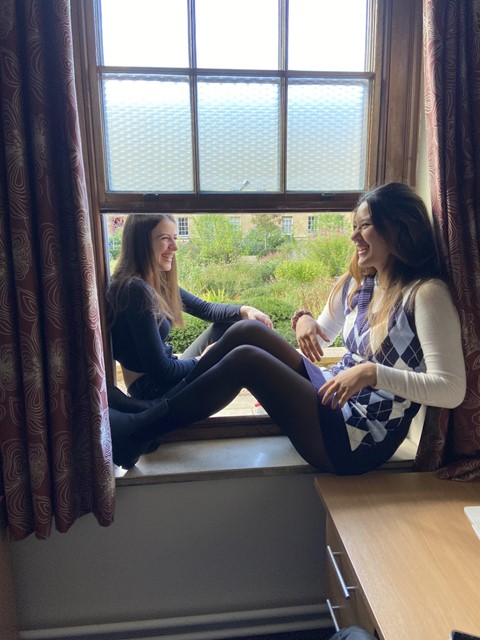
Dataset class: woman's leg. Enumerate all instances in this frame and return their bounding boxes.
[186,320,307,382]
[180,321,236,358]
[109,400,169,469]
[131,344,334,471]
[108,385,157,412]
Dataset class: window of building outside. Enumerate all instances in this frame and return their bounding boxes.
[73,0,422,425]
[177,216,190,238]
[281,216,294,237]
[308,215,319,236]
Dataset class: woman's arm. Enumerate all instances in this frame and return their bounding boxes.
[181,288,272,327]
[376,280,466,408]
[180,288,242,323]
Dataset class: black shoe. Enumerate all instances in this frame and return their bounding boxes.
[109,399,169,470]
[108,385,156,413]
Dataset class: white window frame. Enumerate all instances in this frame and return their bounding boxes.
[281,216,293,237]
[177,216,190,238]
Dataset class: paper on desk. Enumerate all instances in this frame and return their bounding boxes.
[464,506,480,540]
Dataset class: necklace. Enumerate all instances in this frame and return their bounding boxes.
[374,275,385,289]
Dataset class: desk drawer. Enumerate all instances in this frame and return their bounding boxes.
[325,516,375,633]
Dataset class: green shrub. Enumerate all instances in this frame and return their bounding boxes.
[314,212,351,235]
[189,215,242,264]
[274,258,330,283]
[242,224,286,256]
[306,234,353,277]
[178,257,281,301]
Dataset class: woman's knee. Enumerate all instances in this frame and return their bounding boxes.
[223,344,269,371]
[225,318,270,344]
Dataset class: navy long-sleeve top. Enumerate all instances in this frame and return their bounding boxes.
[110,279,242,390]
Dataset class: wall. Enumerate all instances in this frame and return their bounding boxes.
[9,473,326,635]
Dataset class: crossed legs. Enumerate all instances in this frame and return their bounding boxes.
[118,321,334,471]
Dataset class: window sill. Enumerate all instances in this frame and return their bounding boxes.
[114,435,418,487]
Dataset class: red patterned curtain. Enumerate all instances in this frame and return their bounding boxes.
[0,2,115,539]
[416,0,480,479]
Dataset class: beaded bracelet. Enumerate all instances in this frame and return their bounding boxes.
[290,308,314,331]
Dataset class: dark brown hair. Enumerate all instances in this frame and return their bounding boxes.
[107,214,184,327]
[330,182,446,346]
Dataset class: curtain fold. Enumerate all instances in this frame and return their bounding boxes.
[416,0,480,479]
[0,1,114,540]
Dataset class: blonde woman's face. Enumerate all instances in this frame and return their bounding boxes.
[151,218,178,271]
[351,202,390,277]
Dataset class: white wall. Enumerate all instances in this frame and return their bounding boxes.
[10,473,326,633]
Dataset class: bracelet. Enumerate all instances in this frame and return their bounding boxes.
[290,308,314,331]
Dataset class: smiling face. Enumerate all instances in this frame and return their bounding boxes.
[351,202,391,279]
[151,218,178,271]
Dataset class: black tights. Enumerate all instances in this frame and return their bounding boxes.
[135,320,335,471]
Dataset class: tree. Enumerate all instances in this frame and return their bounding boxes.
[242,214,285,256]
[190,214,242,264]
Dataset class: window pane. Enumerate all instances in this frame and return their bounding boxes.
[308,215,319,235]
[197,78,281,192]
[178,217,190,237]
[103,75,193,192]
[100,0,189,67]
[288,0,368,71]
[195,0,278,70]
[281,216,293,236]
[287,79,369,192]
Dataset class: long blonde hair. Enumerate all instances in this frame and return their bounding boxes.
[107,214,184,327]
[330,182,446,346]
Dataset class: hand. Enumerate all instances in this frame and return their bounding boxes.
[295,314,329,362]
[240,305,273,328]
[319,362,377,409]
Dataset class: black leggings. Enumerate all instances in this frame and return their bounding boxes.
[133,320,338,471]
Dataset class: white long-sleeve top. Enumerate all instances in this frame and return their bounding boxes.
[317,278,466,409]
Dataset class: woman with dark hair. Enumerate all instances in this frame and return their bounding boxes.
[110,183,466,473]
[107,213,272,401]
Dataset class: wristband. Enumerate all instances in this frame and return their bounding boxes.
[290,308,314,331]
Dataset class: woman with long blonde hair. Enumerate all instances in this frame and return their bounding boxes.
[107,213,272,402]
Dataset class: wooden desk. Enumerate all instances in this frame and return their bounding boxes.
[315,472,480,640]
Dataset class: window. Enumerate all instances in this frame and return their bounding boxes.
[307,215,319,235]
[78,0,422,215]
[99,0,368,195]
[177,216,190,238]
[74,0,423,394]
[281,216,293,237]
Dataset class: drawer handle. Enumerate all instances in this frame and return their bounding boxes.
[327,545,353,599]
[326,597,340,632]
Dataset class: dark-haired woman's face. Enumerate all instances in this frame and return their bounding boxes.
[351,202,390,278]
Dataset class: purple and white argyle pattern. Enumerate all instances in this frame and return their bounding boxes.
[330,276,424,451]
